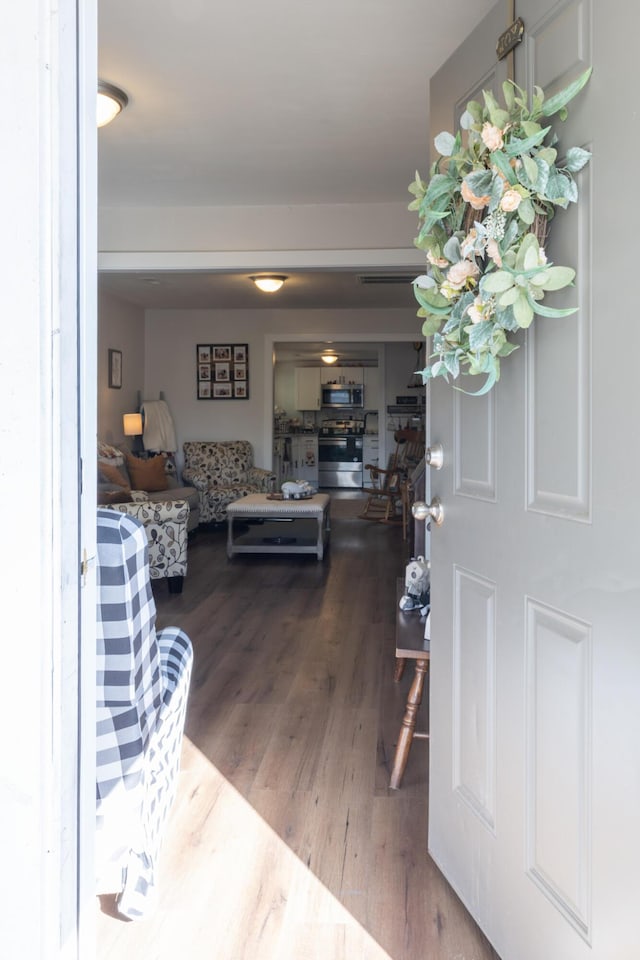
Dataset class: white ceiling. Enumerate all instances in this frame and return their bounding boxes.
[98,0,496,309]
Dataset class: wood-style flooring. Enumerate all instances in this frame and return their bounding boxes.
[96,493,500,960]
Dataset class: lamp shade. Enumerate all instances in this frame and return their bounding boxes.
[249,275,288,293]
[123,413,143,436]
[321,353,338,365]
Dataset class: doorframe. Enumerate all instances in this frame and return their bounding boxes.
[264,331,421,472]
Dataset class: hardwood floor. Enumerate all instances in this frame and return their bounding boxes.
[96,494,500,960]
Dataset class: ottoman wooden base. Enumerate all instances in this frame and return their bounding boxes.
[226,493,331,560]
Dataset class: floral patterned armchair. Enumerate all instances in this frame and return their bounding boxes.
[98,499,189,593]
[182,440,276,524]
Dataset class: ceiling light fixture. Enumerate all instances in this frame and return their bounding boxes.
[321,352,338,365]
[249,274,288,293]
[97,80,129,128]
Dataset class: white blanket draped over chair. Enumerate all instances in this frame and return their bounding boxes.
[96,508,193,919]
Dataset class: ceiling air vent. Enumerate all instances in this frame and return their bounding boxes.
[357,274,416,285]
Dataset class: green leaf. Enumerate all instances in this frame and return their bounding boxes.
[443,236,461,262]
[565,179,578,203]
[434,131,457,157]
[538,265,575,291]
[490,149,517,185]
[518,197,535,224]
[534,158,550,197]
[564,146,591,173]
[422,315,443,336]
[502,80,516,111]
[541,67,592,118]
[482,89,505,126]
[414,286,452,314]
[515,233,539,271]
[454,365,498,396]
[529,301,579,318]
[466,99,483,124]
[465,169,493,195]
[496,341,519,358]
[513,292,535,327]
[522,154,539,185]
[498,286,520,307]
[537,147,557,166]
[443,351,460,377]
[460,110,474,130]
[504,126,551,157]
[482,270,515,294]
[546,172,572,206]
[521,120,542,138]
[467,320,494,349]
[523,239,540,271]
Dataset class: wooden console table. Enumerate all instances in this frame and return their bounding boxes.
[389,578,430,790]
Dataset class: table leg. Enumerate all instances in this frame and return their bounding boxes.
[226,516,234,559]
[389,657,429,790]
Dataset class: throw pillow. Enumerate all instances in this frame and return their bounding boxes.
[125,452,169,492]
[98,461,130,488]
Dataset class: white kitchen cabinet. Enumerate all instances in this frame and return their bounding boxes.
[320,366,364,384]
[295,367,321,410]
[363,366,380,410]
[363,435,380,471]
[290,435,319,485]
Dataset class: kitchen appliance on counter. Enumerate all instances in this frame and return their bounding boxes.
[318,418,364,488]
[321,383,364,409]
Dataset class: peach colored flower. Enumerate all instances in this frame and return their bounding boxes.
[426,250,449,269]
[481,122,504,151]
[467,296,490,324]
[500,189,522,212]
[486,238,502,267]
[461,179,490,211]
[447,259,480,290]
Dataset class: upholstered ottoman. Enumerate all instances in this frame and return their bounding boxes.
[226,493,331,560]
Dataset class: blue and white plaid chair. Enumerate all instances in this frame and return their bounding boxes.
[96,509,193,919]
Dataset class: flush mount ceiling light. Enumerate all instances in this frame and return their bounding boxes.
[321,351,338,365]
[97,80,129,128]
[249,274,288,293]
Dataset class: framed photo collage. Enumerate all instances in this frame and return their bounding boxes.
[196,343,249,400]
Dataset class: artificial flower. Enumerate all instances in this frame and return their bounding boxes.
[500,189,522,212]
[447,259,479,289]
[481,122,504,151]
[461,179,490,211]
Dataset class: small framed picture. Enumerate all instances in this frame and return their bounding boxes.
[234,363,247,381]
[234,382,247,399]
[233,345,247,363]
[199,364,211,380]
[215,361,230,382]
[198,345,211,363]
[108,349,122,389]
[213,382,232,398]
[214,345,231,361]
[198,381,211,398]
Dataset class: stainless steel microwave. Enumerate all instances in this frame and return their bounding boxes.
[321,383,364,408]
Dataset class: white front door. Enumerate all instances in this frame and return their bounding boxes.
[427,2,640,958]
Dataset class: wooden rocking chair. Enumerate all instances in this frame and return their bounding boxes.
[359,428,425,526]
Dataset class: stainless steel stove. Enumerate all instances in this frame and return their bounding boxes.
[319,418,365,437]
[318,420,364,487]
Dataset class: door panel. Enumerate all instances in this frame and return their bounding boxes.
[427,1,640,958]
[525,599,591,935]
[453,566,497,830]
[454,391,496,500]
